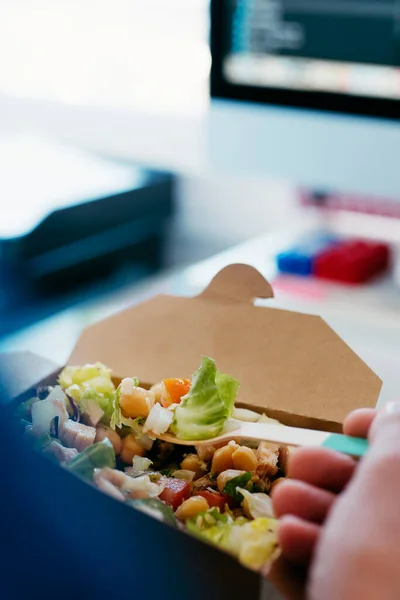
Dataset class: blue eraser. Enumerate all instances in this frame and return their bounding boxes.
[276,234,338,276]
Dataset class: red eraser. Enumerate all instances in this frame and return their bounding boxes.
[314,240,390,284]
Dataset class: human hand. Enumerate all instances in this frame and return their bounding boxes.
[273,405,400,600]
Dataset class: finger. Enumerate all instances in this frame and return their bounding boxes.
[343,408,377,438]
[272,479,335,523]
[278,515,320,565]
[288,447,356,493]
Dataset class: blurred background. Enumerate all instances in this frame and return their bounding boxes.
[1,0,400,404]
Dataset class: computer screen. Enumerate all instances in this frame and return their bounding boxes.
[211,0,400,117]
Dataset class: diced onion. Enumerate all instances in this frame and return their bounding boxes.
[31,388,69,435]
[120,474,164,499]
[120,377,136,396]
[144,403,174,435]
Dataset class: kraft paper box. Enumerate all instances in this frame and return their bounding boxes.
[0,264,381,600]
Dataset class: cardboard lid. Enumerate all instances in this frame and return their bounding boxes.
[69,264,381,428]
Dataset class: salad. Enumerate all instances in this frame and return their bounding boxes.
[18,356,289,573]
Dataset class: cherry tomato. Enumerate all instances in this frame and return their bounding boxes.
[162,378,191,408]
[196,490,226,512]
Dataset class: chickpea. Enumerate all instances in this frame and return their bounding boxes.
[181,454,206,480]
[95,425,122,455]
[211,441,239,475]
[217,469,246,494]
[175,496,210,520]
[232,446,258,472]
[119,382,155,419]
[120,434,146,464]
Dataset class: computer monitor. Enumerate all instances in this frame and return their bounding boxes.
[208,1,400,196]
[211,0,400,118]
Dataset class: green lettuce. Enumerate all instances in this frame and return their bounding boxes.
[58,363,116,425]
[80,388,115,422]
[187,508,279,571]
[186,508,235,546]
[171,356,239,440]
[67,439,115,481]
[128,498,177,527]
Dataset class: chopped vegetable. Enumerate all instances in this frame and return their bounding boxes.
[17,357,284,575]
[67,439,115,481]
[31,387,69,435]
[59,363,112,388]
[159,478,191,511]
[129,456,153,476]
[228,518,279,571]
[144,403,174,435]
[238,488,275,519]
[171,356,239,441]
[171,469,196,482]
[59,363,116,425]
[120,474,164,499]
[162,378,191,408]
[196,490,226,511]
[186,508,234,547]
[187,509,278,571]
[129,498,177,527]
[222,472,252,502]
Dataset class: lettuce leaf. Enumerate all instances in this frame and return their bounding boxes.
[171,356,239,440]
[187,508,278,571]
[67,439,115,481]
[80,388,114,423]
[128,498,177,527]
[231,518,279,571]
[58,363,116,425]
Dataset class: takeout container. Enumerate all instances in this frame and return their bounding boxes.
[0,264,381,600]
